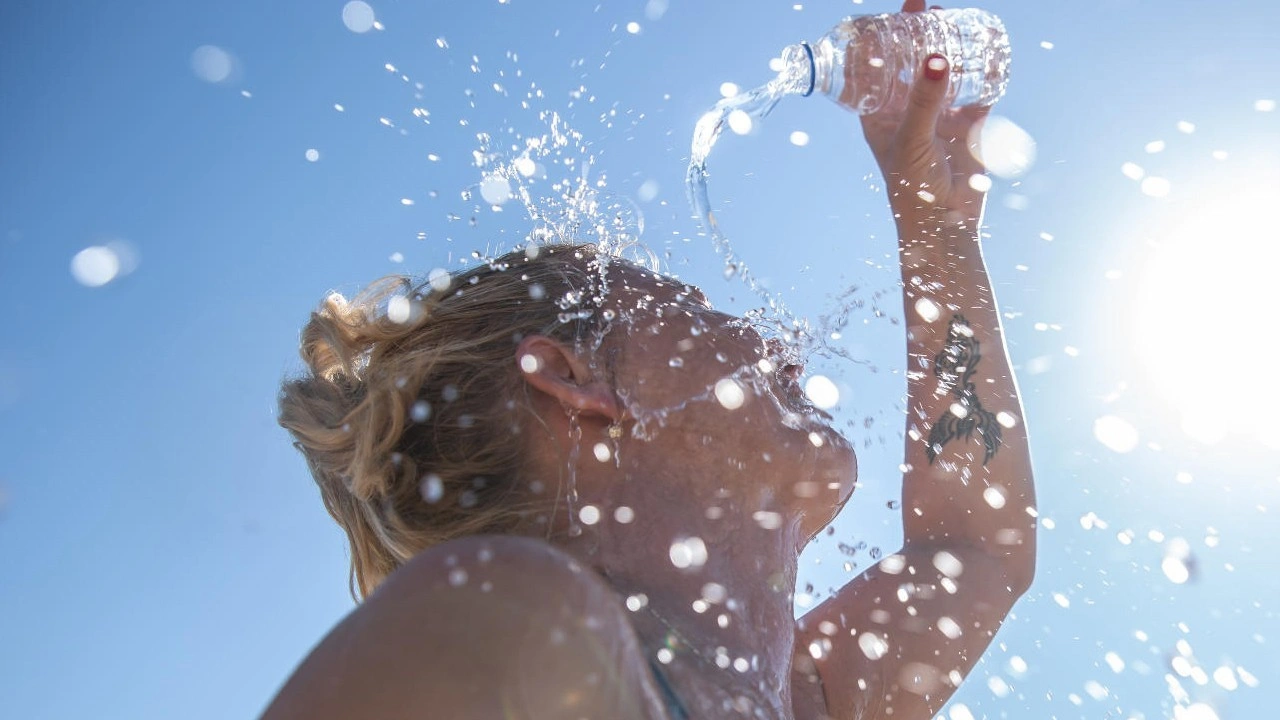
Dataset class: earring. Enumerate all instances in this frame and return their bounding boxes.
[608,420,624,439]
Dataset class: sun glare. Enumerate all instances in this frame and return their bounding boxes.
[1132,178,1280,448]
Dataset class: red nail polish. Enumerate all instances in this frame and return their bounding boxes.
[924,54,948,81]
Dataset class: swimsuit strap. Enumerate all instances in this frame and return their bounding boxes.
[647,657,692,720]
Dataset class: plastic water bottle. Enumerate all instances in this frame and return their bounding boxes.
[777,8,1011,116]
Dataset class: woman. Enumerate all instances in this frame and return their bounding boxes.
[261,3,1037,717]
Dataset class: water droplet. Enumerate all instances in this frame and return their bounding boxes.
[519,354,541,374]
[914,297,941,323]
[341,1,376,33]
[448,567,468,586]
[625,21,642,34]
[727,109,753,135]
[305,148,320,162]
[71,246,121,287]
[982,486,1007,509]
[1141,176,1172,198]
[479,175,512,205]
[789,130,810,146]
[968,173,993,193]
[419,474,444,503]
[988,675,1012,698]
[1212,665,1238,691]
[1104,651,1125,673]
[701,582,727,603]
[191,45,234,83]
[937,616,962,639]
[428,268,451,293]
[752,511,782,530]
[803,375,840,409]
[1052,592,1070,608]
[878,554,905,574]
[975,115,1036,179]
[1162,537,1194,584]
[1121,162,1146,180]
[996,411,1019,428]
[1256,99,1277,112]
[714,378,745,410]
[669,536,708,569]
[578,505,601,525]
[410,401,432,422]
[592,443,612,462]
[932,550,964,578]
[644,0,668,20]
[387,296,411,323]
[719,82,740,98]
[614,505,634,523]
[1094,415,1139,453]
[808,638,832,660]
[858,632,888,660]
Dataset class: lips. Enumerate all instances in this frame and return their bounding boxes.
[774,373,834,422]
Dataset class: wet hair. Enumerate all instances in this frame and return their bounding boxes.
[278,243,611,601]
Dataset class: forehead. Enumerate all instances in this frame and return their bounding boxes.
[605,263,711,309]
[602,263,772,350]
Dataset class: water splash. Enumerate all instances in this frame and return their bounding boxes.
[685,65,891,373]
[686,70,807,329]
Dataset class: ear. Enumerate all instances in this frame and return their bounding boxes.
[515,335,621,421]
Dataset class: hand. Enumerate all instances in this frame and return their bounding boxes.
[859,0,991,230]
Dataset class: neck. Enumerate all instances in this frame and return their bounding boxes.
[547,465,806,714]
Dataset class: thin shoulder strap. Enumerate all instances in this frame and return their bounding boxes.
[646,657,692,720]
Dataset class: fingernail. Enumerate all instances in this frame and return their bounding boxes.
[924,54,948,81]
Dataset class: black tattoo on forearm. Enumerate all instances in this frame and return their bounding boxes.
[927,314,1001,465]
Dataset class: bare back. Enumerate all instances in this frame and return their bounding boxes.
[259,535,680,720]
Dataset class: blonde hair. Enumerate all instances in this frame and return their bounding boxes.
[279,243,611,601]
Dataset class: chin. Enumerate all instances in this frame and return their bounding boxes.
[817,432,859,511]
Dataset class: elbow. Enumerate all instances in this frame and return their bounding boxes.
[1006,551,1036,598]
[1004,529,1037,597]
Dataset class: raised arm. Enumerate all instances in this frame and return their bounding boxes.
[793,6,1036,718]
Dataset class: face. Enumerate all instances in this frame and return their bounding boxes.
[597,265,858,544]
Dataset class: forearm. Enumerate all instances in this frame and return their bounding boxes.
[895,211,1037,588]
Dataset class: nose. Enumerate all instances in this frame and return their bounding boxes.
[763,339,804,381]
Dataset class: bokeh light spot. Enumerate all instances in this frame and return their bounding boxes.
[342,1,376,33]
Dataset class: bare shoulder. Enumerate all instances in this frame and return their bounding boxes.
[260,536,663,720]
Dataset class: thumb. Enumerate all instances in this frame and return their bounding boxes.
[899,54,950,144]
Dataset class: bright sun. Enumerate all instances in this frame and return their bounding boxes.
[1131,178,1280,448]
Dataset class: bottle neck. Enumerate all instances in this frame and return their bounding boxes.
[777,42,816,97]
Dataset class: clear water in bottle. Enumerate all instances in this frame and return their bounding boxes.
[784,8,1011,116]
[685,8,1010,341]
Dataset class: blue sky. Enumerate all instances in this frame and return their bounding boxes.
[1,1,1277,718]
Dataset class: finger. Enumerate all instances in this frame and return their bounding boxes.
[899,55,950,145]
[902,0,926,12]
